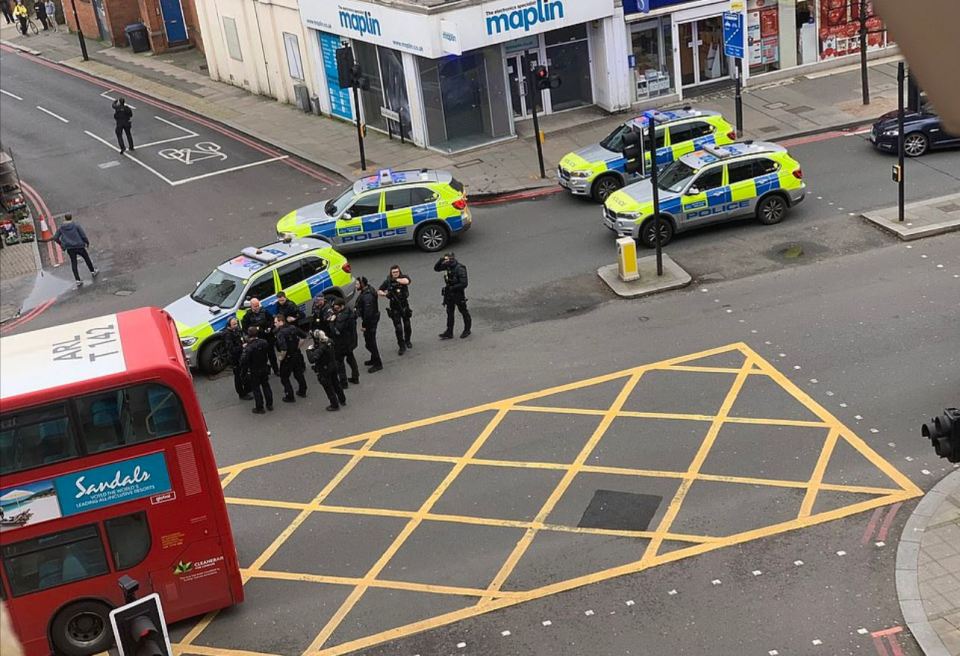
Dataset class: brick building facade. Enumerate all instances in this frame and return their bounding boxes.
[63,0,202,52]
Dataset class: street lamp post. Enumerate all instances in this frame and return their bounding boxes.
[68,0,89,61]
[646,113,663,277]
[858,0,869,105]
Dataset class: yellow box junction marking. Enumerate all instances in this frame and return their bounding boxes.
[174,343,922,656]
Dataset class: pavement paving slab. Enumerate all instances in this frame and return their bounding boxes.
[862,192,960,240]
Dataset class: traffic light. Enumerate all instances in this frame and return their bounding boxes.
[621,128,644,175]
[109,593,173,656]
[532,65,561,91]
[335,47,354,89]
[350,64,371,90]
[923,408,960,462]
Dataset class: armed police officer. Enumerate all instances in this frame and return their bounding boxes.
[240,327,274,414]
[274,316,308,403]
[274,291,303,323]
[378,265,413,356]
[330,298,360,388]
[307,330,346,411]
[241,298,279,374]
[435,252,471,340]
[355,277,383,373]
[221,317,251,401]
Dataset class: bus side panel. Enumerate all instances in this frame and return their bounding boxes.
[150,536,235,621]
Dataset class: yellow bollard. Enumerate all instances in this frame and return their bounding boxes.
[616,237,640,282]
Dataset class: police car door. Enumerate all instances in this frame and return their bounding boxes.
[726,159,762,218]
[381,188,416,243]
[238,271,279,323]
[680,165,726,228]
[337,192,382,245]
[639,128,669,178]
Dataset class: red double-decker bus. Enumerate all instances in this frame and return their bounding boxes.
[0,307,243,656]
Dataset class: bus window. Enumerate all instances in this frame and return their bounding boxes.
[0,404,77,475]
[105,512,151,570]
[2,525,109,597]
[76,384,189,455]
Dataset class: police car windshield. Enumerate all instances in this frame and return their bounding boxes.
[658,160,697,192]
[191,269,244,308]
[325,188,354,217]
[600,125,630,152]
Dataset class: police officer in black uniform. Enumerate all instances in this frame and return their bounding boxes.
[330,298,360,387]
[310,296,334,336]
[221,317,251,401]
[239,327,274,414]
[274,316,308,403]
[355,277,383,373]
[435,252,471,339]
[274,291,303,323]
[378,265,413,356]
[241,297,279,374]
[307,330,346,411]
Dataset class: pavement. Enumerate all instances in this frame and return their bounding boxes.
[1,20,904,196]
[899,468,960,656]
[863,192,960,240]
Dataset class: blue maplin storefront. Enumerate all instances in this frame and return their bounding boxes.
[301,0,625,153]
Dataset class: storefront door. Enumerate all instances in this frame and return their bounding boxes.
[506,52,544,119]
[678,16,729,87]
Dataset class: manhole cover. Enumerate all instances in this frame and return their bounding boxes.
[114,290,134,296]
[578,490,661,532]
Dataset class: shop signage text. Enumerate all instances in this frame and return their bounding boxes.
[339,7,381,37]
[54,452,172,516]
[485,0,564,36]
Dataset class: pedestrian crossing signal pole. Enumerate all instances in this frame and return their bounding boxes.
[68,0,88,61]
[645,112,663,277]
[528,62,561,179]
[896,61,905,221]
[337,46,367,171]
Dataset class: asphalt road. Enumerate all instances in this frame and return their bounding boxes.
[3,45,960,656]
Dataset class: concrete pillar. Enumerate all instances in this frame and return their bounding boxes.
[778,0,798,69]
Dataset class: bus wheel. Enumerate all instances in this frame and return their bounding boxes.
[199,338,229,375]
[51,600,113,656]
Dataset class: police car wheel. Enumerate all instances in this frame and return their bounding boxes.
[903,133,928,157]
[757,195,787,225]
[50,600,113,656]
[639,217,674,248]
[199,338,229,375]
[592,175,622,203]
[415,224,449,252]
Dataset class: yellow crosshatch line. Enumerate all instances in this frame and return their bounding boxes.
[173,343,922,656]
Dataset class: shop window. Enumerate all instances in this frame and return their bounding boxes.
[283,33,304,81]
[632,18,673,100]
[2,525,109,597]
[545,25,592,112]
[748,0,781,74]
[222,17,242,62]
[105,513,151,570]
[0,403,76,475]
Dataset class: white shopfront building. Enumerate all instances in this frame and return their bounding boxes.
[299,0,631,153]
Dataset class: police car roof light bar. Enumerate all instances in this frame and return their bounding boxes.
[702,144,734,159]
[241,247,280,263]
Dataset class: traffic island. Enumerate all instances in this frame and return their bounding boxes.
[862,192,960,241]
[597,253,692,298]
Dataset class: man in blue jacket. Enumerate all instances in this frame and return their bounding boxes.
[53,213,98,287]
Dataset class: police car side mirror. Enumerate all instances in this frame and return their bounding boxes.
[341,211,352,220]
[242,300,252,309]
[195,281,200,287]
[686,186,700,196]
[209,305,221,315]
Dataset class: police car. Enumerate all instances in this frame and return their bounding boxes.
[276,168,471,253]
[558,108,736,202]
[165,238,354,374]
[603,141,806,247]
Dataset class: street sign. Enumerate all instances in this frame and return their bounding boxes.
[723,11,745,59]
[729,0,745,11]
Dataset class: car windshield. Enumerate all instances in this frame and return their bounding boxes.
[324,188,355,216]
[191,269,244,308]
[599,124,631,152]
[658,160,697,193]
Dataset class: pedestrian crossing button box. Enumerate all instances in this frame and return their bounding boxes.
[617,236,640,282]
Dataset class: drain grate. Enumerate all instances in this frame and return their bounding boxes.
[578,490,661,532]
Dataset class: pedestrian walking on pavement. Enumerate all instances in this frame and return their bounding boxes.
[33,0,47,30]
[112,98,134,153]
[53,213,99,287]
[13,1,28,35]
[378,265,413,356]
[241,298,279,374]
[435,252,471,339]
[330,298,360,387]
[1,0,14,24]
[239,327,274,414]
[222,317,251,401]
[43,0,54,28]
[355,277,382,373]
[307,330,346,411]
[274,315,308,403]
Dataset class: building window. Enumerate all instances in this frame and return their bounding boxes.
[222,16,243,62]
[544,24,592,111]
[748,0,781,74]
[631,17,674,101]
[283,32,304,81]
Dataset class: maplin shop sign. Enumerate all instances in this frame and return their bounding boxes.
[338,6,381,37]
[485,0,565,36]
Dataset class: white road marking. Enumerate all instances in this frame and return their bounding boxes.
[812,639,823,646]
[836,550,847,556]
[98,161,121,169]
[541,620,552,626]
[794,560,804,566]
[584,610,594,616]
[711,579,721,585]
[876,541,886,547]
[99,89,136,109]
[123,152,178,186]
[857,628,869,635]
[85,130,121,153]
[37,105,69,122]
[169,156,288,186]
[624,600,635,606]
[135,115,199,148]
[667,589,677,595]
[500,630,511,637]
[0,89,23,100]
[751,570,762,576]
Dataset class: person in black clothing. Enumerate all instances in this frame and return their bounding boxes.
[378,265,413,356]
[274,316,308,403]
[34,0,47,29]
[330,298,360,387]
[355,277,382,373]
[1,0,14,25]
[52,213,98,287]
[274,291,303,323]
[112,98,134,153]
[241,298,279,374]
[239,327,274,414]
[309,296,334,336]
[222,317,251,401]
[435,252,471,339]
[307,330,346,411]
